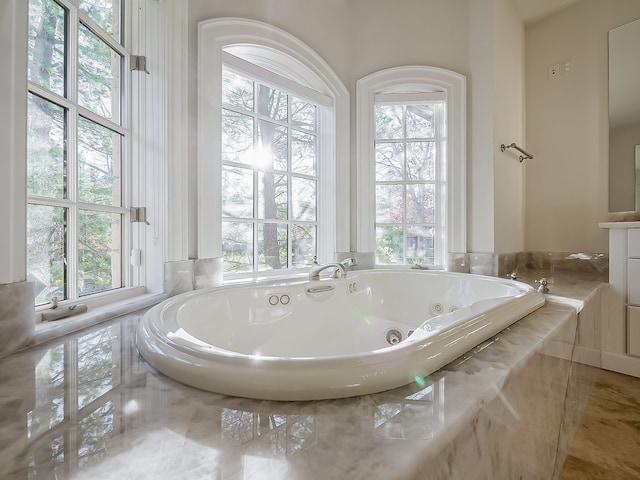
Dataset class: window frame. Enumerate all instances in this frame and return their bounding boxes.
[356,66,466,267]
[198,18,350,279]
[26,0,132,307]
[220,57,326,273]
[373,93,446,266]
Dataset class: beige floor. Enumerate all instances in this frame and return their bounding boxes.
[560,369,640,479]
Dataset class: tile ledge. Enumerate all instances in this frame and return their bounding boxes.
[32,292,166,347]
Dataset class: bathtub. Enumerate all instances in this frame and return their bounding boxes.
[136,269,545,401]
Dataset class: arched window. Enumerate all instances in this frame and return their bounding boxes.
[198,18,349,277]
[356,67,466,268]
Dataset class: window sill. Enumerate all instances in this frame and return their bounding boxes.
[33,290,167,347]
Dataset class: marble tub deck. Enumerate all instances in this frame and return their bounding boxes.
[0,276,604,479]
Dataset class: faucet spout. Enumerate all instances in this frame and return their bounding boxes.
[308,261,347,281]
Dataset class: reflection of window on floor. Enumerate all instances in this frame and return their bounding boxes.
[374,378,445,438]
[26,324,122,478]
[221,408,316,458]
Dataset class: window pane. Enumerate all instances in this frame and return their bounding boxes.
[79,0,120,39]
[375,105,403,139]
[222,166,254,218]
[375,142,403,181]
[78,117,122,206]
[222,67,254,111]
[222,110,253,165]
[376,184,403,223]
[376,226,403,265]
[78,210,122,296]
[258,172,287,220]
[27,204,66,305]
[257,84,287,121]
[406,105,435,138]
[258,223,287,271]
[28,0,66,97]
[27,94,66,199]
[291,224,315,267]
[291,177,316,221]
[291,97,316,131]
[406,142,435,181]
[223,222,253,272]
[291,130,316,176]
[78,23,122,123]
[258,121,287,171]
[406,184,435,223]
[406,226,434,266]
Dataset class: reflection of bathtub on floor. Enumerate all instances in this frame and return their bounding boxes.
[136,269,545,401]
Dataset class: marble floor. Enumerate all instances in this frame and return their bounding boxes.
[560,369,640,479]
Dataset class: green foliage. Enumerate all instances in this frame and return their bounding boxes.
[27,0,123,303]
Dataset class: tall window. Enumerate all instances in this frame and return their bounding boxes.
[374,99,444,265]
[198,18,349,279]
[26,0,128,305]
[357,67,466,268]
[221,63,319,273]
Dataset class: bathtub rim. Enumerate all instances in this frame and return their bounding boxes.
[140,269,541,362]
[136,269,546,400]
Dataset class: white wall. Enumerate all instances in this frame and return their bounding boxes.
[468,0,526,255]
[525,0,640,252]
[468,0,496,254]
[0,0,28,284]
[493,0,526,254]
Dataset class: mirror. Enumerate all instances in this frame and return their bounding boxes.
[609,18,640,212]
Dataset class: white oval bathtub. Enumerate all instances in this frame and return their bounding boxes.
[136,269,545,401]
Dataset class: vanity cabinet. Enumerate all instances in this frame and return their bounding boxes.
[600,222,640,376]
[629,229,640,356]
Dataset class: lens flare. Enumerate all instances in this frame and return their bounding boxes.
[414,375,426,388]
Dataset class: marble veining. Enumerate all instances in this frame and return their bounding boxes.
[0,281,35,359]
[0,277,601,479]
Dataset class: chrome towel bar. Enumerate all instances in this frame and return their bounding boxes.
[500,143,533,162]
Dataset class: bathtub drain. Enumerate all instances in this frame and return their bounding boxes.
[385,329,403,345]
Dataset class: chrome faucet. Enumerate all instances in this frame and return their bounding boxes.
[535,278,550,294]
[331,257,358,277]
[308,257,347,281]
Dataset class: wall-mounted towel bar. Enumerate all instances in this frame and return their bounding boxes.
[500,143,533,162]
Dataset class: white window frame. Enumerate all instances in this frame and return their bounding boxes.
[198,18,349,277]
[26,0,132,307]
[356,66,466,266]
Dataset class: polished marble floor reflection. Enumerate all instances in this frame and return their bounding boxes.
[560,369,640,479]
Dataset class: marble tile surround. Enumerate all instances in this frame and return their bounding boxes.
[0,277,603,479]
[0,281,34,359]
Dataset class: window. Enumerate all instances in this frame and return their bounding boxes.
[221,64,319,273]
[26,0,128,305]
[374,98,445,265]
[357,66,466,268]
[198,18,349,278]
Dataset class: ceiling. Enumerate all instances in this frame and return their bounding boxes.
[511,0,583,24]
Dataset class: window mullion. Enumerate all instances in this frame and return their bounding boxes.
[67,104,79,300]
[65,8,79,300]
[253,82,259,272]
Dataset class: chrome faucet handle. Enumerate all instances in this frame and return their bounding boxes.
[340,257,358,268]
[535,278,550,293]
